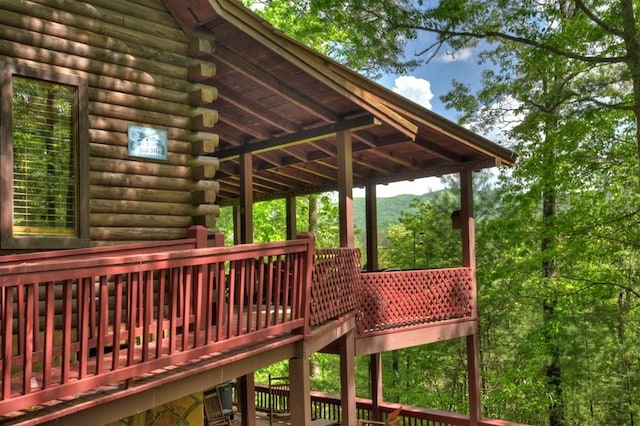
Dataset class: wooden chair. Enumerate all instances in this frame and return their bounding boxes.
[356,407,402,426]
[203,389,239,426]
[268,374,291,425]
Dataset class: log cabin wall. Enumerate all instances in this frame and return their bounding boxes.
[0,0,220,246]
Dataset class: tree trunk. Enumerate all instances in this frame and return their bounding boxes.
[308,194,318,235]
[541,93,565,426]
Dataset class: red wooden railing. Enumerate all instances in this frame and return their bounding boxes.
[356,268,474,335]
[310,248,361,326]
[0,237,314,414]
[254,385,528,426]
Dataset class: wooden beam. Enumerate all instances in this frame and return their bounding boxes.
[215,44,336,122]
[337,131,354,248]
[286,195,297,243]
[217,115,270,140]
[239,152,253,244]
[217,83,299,132]
[414,140,463,163]
[364,183,378,272]
[339,329,356,426]
[216,115,380,160]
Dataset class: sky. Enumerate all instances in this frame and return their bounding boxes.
[353,38,486,198]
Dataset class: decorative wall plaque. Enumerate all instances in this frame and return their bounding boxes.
[127,125,168,160]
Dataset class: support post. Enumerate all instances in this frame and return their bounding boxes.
[364,182,378,271]
[340,329,356,426]
[460,170,480,425]
[238,374,256,426]
[337,131,354,248]
[370,353,383,422]
[290,355,312,425]
[239,152,253,244]
[286,194,297,240]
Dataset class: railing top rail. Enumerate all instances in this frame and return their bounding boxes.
[361,266,472,275]
[0,237,314,285]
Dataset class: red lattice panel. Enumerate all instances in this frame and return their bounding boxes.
[356,268,474,334]
[310,248,361,326]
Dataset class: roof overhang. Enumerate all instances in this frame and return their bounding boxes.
[164,0,516,204]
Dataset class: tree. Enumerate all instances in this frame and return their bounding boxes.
[247,0,639,167]
[243,1,640,424]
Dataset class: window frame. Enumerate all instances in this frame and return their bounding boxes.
[0,64,89,250]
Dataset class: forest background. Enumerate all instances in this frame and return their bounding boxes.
[214,1,640,425]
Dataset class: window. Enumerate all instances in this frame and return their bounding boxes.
[1,65,89,249]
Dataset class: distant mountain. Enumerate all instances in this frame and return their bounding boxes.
[350,192,439,246]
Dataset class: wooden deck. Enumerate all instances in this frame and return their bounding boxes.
[0,236,479,424]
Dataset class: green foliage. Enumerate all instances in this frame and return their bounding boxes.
[244,0,420,77]
[214,194,340,247]
[239,1,640,423]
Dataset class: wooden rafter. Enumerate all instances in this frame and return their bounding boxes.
[413,140,462,163]
[217,115,270,140]
[215,114,380,160]
[214,45,336,122]
[216,83,299,132]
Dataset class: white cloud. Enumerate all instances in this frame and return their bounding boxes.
[391,76,434,110]
[437,48,473,63]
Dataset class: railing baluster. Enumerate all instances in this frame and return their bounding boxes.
[226,261,236,338]
[23,283,34,394]
[265,256,274,328]
[126,272,138,373]
[2,287,13,399]
[169,268,179,354]
[61,279,72,384]
[97,276,108,375]
[78,277,91,379]
[142,270,153,362]
[156,269,167,359]
[236,260,245,336]
[193,264,203,347]
[182,266,192,351]
[203,264,213,342]
[43,282,54,389]
[273,258,282,324]
[112,275,123,371]
[255,258,265,331]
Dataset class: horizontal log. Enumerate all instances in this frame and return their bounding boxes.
[191,110,219,131]
[90,134,193,158]
[90,142,220,170]
[191,164,218,180]
[90,199,219,216]
[0,43,192,96]
[90,157,193,179]
[189,63,217,81]
[0,17,194,83]
[90,227,193,241]
[192,215,217,228]
[9,0,186,53]
[89,88,195,118]
[79,0,178,28]
[191,190,218,205]
[189,87,218,107]
[128,0,168,13]
[89,117,218,146]
[90,214,194,228]
[90,171,219,192]
[90,101,217,131]
[90,185,193,204]
[192,138,219,155]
